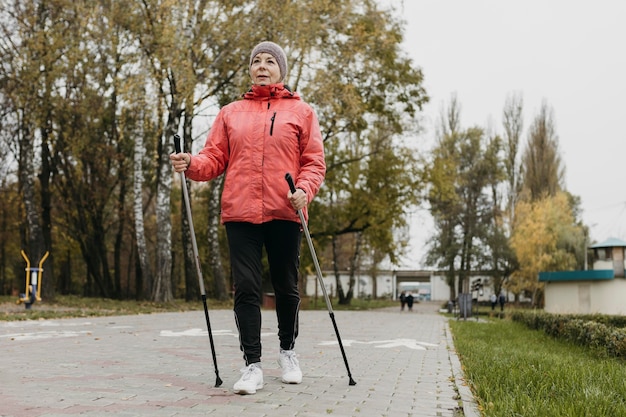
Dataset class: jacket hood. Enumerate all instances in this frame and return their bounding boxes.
[243,83,299,100]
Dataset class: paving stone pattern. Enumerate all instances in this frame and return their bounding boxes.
[0,301,480,417]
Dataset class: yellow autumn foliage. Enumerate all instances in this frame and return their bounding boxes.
[509,192,579,304]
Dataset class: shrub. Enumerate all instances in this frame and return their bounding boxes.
[510,310,626,359]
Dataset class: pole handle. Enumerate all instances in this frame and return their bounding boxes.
[174,134,183,154]
[285,173,297,193]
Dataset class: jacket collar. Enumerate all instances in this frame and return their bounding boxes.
[243,83,298,100]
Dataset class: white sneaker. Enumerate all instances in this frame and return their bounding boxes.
[233,363,263,395]
[278,349,302,384]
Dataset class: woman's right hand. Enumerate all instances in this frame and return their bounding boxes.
[170,153,190,173]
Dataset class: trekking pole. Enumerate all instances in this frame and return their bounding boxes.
[174,134,223,388]
[285,173,356,386]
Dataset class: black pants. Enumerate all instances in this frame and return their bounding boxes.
[226,220,302,365]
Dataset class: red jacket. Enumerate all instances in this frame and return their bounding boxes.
[186,83,326,224]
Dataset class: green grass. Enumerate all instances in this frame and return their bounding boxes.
[450,318,626,417]
[0,294,396,321]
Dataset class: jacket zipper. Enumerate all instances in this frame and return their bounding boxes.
[270,111,276,136]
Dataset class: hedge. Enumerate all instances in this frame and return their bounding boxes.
[510,310,626,358]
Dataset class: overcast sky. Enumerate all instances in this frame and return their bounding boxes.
[389,0,626,268]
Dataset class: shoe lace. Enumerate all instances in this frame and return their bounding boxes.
[281,351,299,370]
[240,364,259,381]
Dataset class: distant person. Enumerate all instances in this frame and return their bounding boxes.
[498,293,506,312]
[490,293,497,311]
[399,290,407,311]
[406,292,414,311]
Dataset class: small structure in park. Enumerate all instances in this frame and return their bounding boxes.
[16,250,49,309]
[540,238,626,315]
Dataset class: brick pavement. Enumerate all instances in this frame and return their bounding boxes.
[0,301,480,417]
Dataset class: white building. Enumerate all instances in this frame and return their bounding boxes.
[540,238,626,315]
[304,269,496,303]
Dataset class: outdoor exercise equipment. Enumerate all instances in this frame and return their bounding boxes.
[17,250,49,309]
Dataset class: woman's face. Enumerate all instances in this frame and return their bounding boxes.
[250,52,281,85]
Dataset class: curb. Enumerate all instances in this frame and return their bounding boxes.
[445,320,482,417]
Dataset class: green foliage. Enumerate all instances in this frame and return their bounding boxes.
[304,0,427,263]
[510,310,626,358]
[521,101,565,201]
[2,0,586,311]
[0,182,22,294]
[424,103,508,296]
[1,0,427,302]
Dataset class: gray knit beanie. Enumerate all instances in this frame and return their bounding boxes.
[249,41,288,82]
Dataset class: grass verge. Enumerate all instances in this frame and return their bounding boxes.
[450,318,626,417]
[0,294,218,321]
[0,294,397,321]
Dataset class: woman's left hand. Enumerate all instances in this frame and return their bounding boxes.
[288,188,307,211]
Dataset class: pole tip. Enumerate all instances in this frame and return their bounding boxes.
[215,376,223,387]
[349,378,356,386]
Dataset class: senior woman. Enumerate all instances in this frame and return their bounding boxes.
[170,41,326,395]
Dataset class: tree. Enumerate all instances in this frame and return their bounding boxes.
[504,100,587,305]
[0,176,21,295]
[509,192,581,306]
[424,97,463,301]
[481,93,525,299]
[130,105,153,299]
[299,0,427,304]
[205,175,229,300]
[0,0,429,304]
[502,92,524,223]
[425,96,505,301]
[127,0,267,302]
[481,131,515,298]
[0,0,66,297]
[50,1,137,298]
[521,101,564,201]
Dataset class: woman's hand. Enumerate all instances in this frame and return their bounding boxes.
[288,188,307,211]
[170,153,190,173]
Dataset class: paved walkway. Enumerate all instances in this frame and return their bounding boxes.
[0,301,480,417]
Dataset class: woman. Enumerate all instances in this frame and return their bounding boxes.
[170,41,326,395]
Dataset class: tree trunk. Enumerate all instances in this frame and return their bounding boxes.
[153,129,174,303]
[93,220,114,297]
[370,265,378,299]
[332,236,345,303]
[181,176,197,302]
[79,232,110,298]
[133,121,152,299]
[208,175,229,300]
[38,125,54,299]
[113,172,127,299]
[180,119,197,302]
[152,102,181,303]
[447,265,456,301]
[18,123,45,274]
[342,232,362,305]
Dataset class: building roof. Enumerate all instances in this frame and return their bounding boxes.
[590,237,626,249]
[539,270,616,282]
